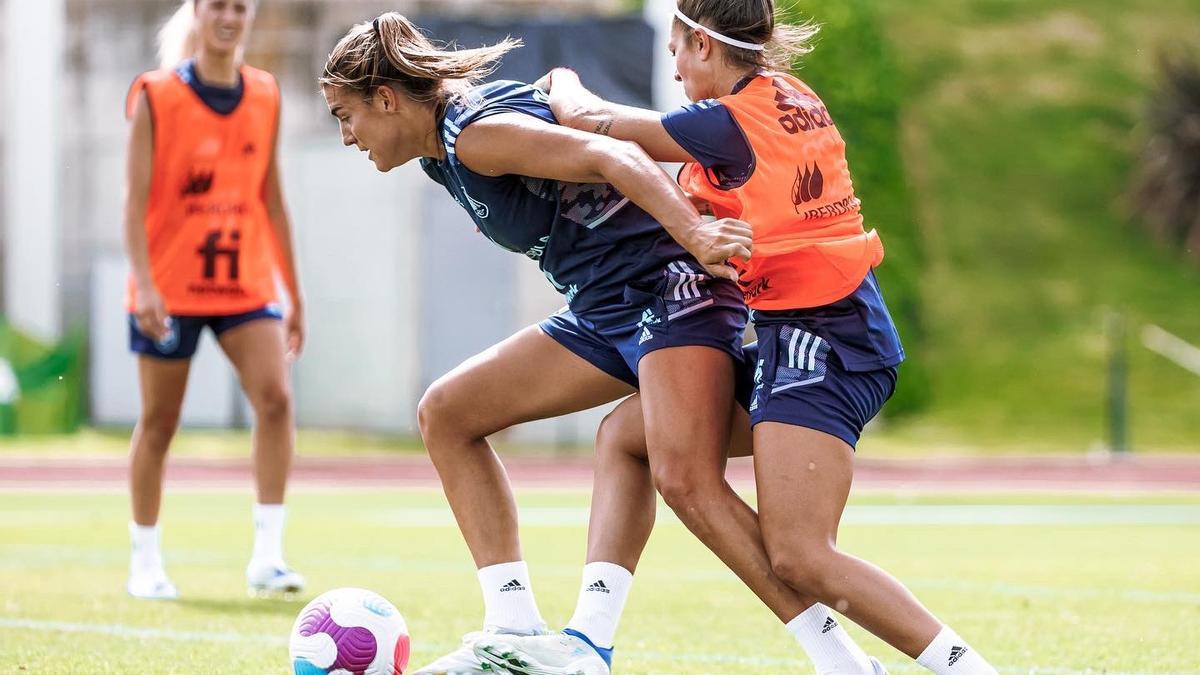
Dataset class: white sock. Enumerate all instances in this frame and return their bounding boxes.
[252,503,286,564]
[787,604,874,675]
[564,561,633,648]
[129,522,163,572]
[916,625,997,675]
[478,561,547,635]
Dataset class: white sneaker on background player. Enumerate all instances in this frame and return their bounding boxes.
[126,566,178,600]
[473,630,610,675]
[127,522,178,600]
[245,558,305,595]
[412,631,515,675]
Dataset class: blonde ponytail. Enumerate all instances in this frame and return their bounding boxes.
[157,1,197,70]
[321,12,520,103]
[763,20,820,70]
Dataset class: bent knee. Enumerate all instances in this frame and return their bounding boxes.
[767,542,838,595]
[595,407,648,463]
[139,405,182,441]
[651,463,724,513]
[417,376,479,443]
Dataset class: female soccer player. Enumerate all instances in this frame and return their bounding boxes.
[123,0,304,599]
[476,1,999,674]
[321,13,884,675]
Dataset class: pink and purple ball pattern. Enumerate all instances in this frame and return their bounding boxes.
[296,600,377,673]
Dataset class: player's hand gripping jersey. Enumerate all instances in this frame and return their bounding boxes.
[126,63,281,315]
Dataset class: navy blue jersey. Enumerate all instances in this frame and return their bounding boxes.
[420,80,694,319]
[662,99,755,189]
[661,75,757,188]
[175,59,244,115]
[661,81,904,371]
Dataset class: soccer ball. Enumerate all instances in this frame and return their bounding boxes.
[289,588,411,675]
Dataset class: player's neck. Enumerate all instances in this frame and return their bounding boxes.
[419,104,446,161]
[194,50,240,87]
[713,66,758,98]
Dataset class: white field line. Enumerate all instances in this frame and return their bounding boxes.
[1142,324,1200,377]
[0,617,285,645]
[0,617,1195,674]
[2,543,1197,607]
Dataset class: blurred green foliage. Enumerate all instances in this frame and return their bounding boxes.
[0,319,84,435]
[872,0,1200,448]
[780,0,930,415]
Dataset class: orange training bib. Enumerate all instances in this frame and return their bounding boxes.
[125,64,280,315]
[678,72,884,310]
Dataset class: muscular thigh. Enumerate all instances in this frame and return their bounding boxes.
[215,318,289,397]
[429,324,636,438]
[600,392,752,462]
[637,345,738,473]
[754,422,854,549]
[137,356,192,418]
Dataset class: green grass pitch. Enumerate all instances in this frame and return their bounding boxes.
[2,488,1198,673]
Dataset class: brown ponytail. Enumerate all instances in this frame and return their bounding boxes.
[675,0,819,71]
[320,12,521,103]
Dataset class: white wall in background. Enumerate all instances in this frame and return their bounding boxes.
[4,0,64,340]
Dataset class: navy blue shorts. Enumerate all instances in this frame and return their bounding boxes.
[741,322,897,448]
[129,305,283,360]
[539,260,748,387]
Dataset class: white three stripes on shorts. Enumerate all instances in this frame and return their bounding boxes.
[788,329,824,371]
[668,261,706,301]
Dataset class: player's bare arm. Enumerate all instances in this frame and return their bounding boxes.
[545,68,696,164]
[455,113,750,277]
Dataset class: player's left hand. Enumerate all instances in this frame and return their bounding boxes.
[285,303,305,361]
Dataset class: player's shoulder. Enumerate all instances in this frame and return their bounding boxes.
[240,64,278,91]
[132,67,178,86]
[668,98,729,118]
[126,67,182,119]
[750,71,821,100]
[127,66,182,99]
[469,79,537,103]
[452,80,544,115]
[445,80,552,140]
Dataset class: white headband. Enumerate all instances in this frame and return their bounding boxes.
[673,8,766,52]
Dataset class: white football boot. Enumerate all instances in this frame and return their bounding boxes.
[413,632,513,675]
[246,559,305,596]
[870,656,890,674]
[126,566,179,600]
[474,631,610,675]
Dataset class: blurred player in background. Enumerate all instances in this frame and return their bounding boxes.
[477,1,999,674]
[123,0,305,600]
[320,12,889,675]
